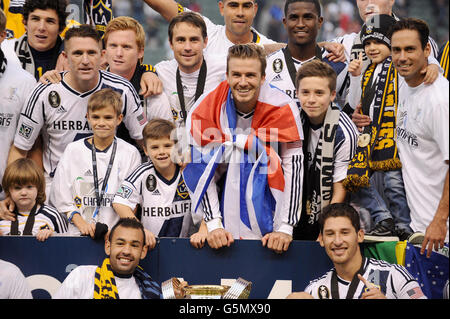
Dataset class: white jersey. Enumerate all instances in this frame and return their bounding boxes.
[155,56,226,128]
[0,204,68,235]
[54,265,142,299]
[114,162,194,238]
[305,257,426,299]
[0,51,36,200]
[0,259,33,299]
[145,90,173,123]
[307,112,359,183]
[265,47,349,109]
[181,6,276,58]
[50,137,142,234]
[13,70,146,187]
[396,75,449,242]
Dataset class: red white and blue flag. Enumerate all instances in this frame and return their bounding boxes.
[182,80,303,238]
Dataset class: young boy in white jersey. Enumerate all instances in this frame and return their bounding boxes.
[113,119,206,246]
[0,158,67,240]
[343,15,414,243]
[287,203,426,299]
[50,89,142,239]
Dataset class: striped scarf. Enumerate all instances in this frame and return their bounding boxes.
[93,258,162,299]
[439,41,449,80]
[344,57,400,192]
[183,80,303,238]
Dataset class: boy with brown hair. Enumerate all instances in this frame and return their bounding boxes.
[113,119,205,247]
[50,88,142,240]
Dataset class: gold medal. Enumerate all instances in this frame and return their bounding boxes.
[358,133,371,148]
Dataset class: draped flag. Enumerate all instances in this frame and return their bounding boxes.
[182,80,303,238]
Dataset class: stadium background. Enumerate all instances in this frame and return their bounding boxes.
[108,0,450,65]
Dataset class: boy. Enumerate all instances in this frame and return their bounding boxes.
[294,59,359,240]
[50,89,142,238]
[113,119,203,244]
[287,203,426,299]
[0,158,67,240]
[343,15,414,242]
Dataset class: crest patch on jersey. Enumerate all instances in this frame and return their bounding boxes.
[176,180,189,200]
[48,91,61,108]
[318,285,330,299]
[74,196,82,209]
[146,174,157,192]
[18,123,33,139]
[273,58,284,73]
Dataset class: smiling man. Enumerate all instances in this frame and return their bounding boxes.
[183,44,304,253]
[143,0,276,58]
[287,203,426,299]
[265,0,350,114]
[54,218,163,299]
[391,18,449,256]
[7,25,146,199]
[2,0,68,80]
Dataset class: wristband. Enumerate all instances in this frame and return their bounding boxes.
[67,211,80,224]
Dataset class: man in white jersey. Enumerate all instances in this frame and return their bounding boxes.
[143,0,276,58]
[287,203,426,299]
[391,19,449,257]
[54,218,165,299]
[155,11,226,128]
[0,8,36,200]
[0,259,32,299]
[7,25,146,198]
[265,0,350,114]
[183,44,304,253]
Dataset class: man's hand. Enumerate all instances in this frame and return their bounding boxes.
[140,71,163,98]
[0,197,16,221]
[207,228,234,249]
[72,214,96,238]
[261,232,292,254]
[39,70,62,84]
[144,228,157,250]
[319,41,346,63]
[422,63,439,85]
[358,274,386,299]
[352,103,371,132]
[421,214,448,258]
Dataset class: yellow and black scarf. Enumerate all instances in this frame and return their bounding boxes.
[439,41,449,80]
[344,57,400,193]
[93,258,162,299]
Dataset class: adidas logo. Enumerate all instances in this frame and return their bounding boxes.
[56,105,67,114]
[272,74,283,82]
[84,169,93,177]
[152,189,161,195]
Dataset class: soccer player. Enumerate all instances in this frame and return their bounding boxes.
[155,11,226,128]
[183,44,304,253]
[392,18,449,256]
[50,89,142,238]
[0,8,36,201]
[54,218,164,299]
[294,59,358,240]
[8,25,146,198]
[287,203,427,299]
[143,0,277,58]
[265,0,350,114]
[113,119,200,243]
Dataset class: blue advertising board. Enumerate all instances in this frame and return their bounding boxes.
[0,237,333,299]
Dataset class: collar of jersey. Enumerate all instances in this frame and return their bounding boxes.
[154,164,180,186]
[60,70,102,98]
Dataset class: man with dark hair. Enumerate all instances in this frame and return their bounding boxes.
[5,25,145,204]
[54,217,162,299]
[391,18,449,257]
[183,44,304,254]
[287,203,427,299]
[155,11,227,128]
[2,0,68,80]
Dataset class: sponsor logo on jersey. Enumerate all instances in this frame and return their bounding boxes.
[0,113,14,127]
[52,120,90,131]
[18,123,33,139]
[142,202,191,218]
